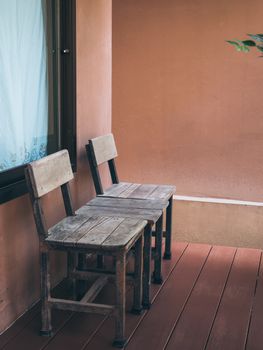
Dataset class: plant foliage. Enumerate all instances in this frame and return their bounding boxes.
[226,34,263,56]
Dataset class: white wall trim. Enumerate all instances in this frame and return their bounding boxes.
[173,195,263,207]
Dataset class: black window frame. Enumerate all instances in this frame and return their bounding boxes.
[0,0,76,205]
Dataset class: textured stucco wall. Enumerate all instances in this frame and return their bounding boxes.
[173,200,263,249]
[113,0,263,202]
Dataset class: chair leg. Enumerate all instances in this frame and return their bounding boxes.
[67,252,78,300]
[97,255,104,268]
[113,252,127,348]
[153,214,163,284]
[132,236,143,314]
[142,224,152,309]
[164,196,173,260]
[40,251,52,336]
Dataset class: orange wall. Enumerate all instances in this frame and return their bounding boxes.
[0,0,112,333]
[112,0,263,201]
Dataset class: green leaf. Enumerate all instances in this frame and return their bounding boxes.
[242,40,256,47]
[256,45,263,52]
[248,34,263,42]
[226,40,244,51]
[241,46,250,52]
[226,40,251,53]
[226,40,240,47]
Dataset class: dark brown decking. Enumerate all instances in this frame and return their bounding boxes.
[1,242,262,350]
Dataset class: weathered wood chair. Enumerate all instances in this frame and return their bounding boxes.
[86,133,176,260]
[25,150,147,348]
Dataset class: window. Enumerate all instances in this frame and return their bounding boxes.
[0,0,76,204]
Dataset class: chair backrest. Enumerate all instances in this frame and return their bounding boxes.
[26,150,74,198]
[86,134,119,195]
[89,134,118,166]
[25,150,74,238]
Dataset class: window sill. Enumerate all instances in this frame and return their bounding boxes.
[0,179,28,204]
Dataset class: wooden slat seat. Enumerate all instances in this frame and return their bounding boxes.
[76,202,163,225]
[86,196,169,210]
[103,182,175,201]
[86,134,176,259]
[47,215,146,251]
[25,150,147,348]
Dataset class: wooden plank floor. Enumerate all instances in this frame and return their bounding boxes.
[1,242,262,350]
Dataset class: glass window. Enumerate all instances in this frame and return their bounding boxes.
[0,0,58,171]
[0,0,76,203]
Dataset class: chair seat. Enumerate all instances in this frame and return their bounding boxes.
[76,200,163,225]
[87,196,168,211]
[100,182,176,201]
[46,214,147,251]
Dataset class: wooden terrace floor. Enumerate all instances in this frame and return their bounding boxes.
[0,242,263,350]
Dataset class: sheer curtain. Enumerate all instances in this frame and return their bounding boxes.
[0,0,48,171]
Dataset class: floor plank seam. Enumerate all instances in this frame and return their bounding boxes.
[203,248,238,350]
[0,278,75,349]
[123,243,190,349]
[151,243,189,306]
[76,285,133,350]
[244,250,263,350]
[39,312,75,350]
[163,244,213,350]
[79,315,110,350]
[0,305,41,350]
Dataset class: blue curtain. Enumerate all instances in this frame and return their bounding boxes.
[0,0,48,171]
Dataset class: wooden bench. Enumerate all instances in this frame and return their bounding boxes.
[86,133,176,259]
[25,150,147,348]
[77,196,168,307]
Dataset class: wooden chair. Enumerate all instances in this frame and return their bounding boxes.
[86,133,176,260]
[25,150,147,348]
